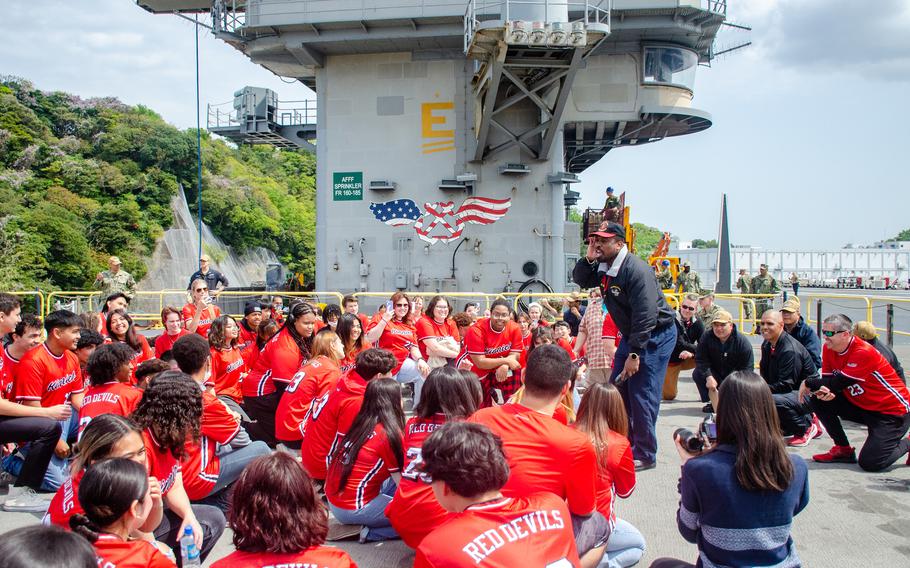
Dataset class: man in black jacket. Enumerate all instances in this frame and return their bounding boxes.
[759,310,823,446]
[662,293,704,401]
[693,309,753,412]
[573,221,676,470]
[780,298,821,369]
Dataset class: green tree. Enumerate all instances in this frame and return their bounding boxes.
[890,229,910,241]
[691,238,718,249]
[631,223,665,260]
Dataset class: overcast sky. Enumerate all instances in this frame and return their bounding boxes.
[3,0,908,249]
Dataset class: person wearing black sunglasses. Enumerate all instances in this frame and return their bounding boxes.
[663,294,704,401]
[800,313,910,471]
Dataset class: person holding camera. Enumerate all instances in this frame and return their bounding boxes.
[758,310,823,447]
[801,314,910,471]
[692,310,753,413]
[652,371,809,568]
[183,279,221,337]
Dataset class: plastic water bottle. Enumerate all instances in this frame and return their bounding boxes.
[180,526,202,566]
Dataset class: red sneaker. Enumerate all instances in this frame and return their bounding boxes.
[813,445,856,464]
[811,414,824,439]
[788,422,818,447]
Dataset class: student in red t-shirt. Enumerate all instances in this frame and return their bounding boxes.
[300,348,397,481]
[325,378,404,543]
[78,343,143,439]
[527,302,551,330]
[415,422,582,568]
[343,294,371,333]
[553,321,577,360]
[210,452,357,568]
[464,299,523,407]
[415,296,461,367]
[575,383,644,568]
[208,315,246,408]
[106,309,153,385]
[0,525,99,567]
[365,292,431,406]
[451,312,476,373]
[244,302,317,446]
[98,293,130,337]
[276,330,345,447]
[183,280,221,337]
[3,313,43,398]
[155,307,189,358]
[70,458,176,567]
[516,312,533,352]
[512,327,576,426]
[247,318,280,373]
[470,344,609,567]
[386,367,482,548]
[337,313,371,374]
[237,302,262,366]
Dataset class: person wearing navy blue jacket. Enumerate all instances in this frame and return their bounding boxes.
[573,221,676,471]
[651,371,809,568]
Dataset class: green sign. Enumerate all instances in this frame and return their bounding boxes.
[333,171,363,201]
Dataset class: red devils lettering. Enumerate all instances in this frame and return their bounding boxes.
[462,509,565,563]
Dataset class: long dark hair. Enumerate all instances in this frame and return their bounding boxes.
[130,371,202,460]
[714,371,794,492]
[71,414,142,473]
[330,378,404,493]
[70,458,148,543]
[336,313,367,355]
[423,295,453,321]
[282,301,316,361]
[414,366,479,421]
[256,319,280,350]
[106,309,141,352]
[209,314,238,349]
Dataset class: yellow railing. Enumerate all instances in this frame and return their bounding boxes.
[8,291,45,318]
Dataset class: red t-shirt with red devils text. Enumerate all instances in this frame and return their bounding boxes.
[275,356,342,442]
[470,403,597,516]
[300,371,369,480]
[142,429,181,496]
[386,414,450,548]
[155,329,189,358]
[15,344,83,406]
[45,471,84,528]
[822,337,910,416]
[182,391,241,500]
[211,547,357,568]
[414,493,581,568]
[93,534,175,568]
[340,342,371,375]
[415,316,461,360]
[0,346,22,401]
[210,346,245,403]
[243,328,305,398]
[78,382,143,439]
[464,319,523,377]
[325,423,401,511]
[182,303,221,337]
[370,319,418,374]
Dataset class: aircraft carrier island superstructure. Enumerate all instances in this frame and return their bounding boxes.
[138,0,729,294]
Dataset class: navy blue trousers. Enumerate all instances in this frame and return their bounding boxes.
[611,324,677,463]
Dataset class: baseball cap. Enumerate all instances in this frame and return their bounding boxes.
[588,221,625,241]
[780,298,801,313]
[109,256,122,265]
[760,263,768,269]
[853,321,877,340]
[244,301,263,316]
[682,260,691,267]
[699,290,715,299]
[711,310,733,324]
[200,254,211,262]
[606,186,614,193]
[661,259,670,266]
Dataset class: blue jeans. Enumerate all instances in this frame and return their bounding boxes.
[611,323,676,463]
[195,441,272,512]
[395,359,425,407]
[328,477,398,542]
[600,519,646,568]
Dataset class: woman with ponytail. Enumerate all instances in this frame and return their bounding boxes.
[243,301,317,446]
[70,458,176,567]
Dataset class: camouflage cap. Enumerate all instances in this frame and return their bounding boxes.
[853,321,877,340]
[780,298,801,313]
[682,260,691,267]
[109,256,122,265]
[711,310,733,324]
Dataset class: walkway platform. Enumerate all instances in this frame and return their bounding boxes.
[1,344,908,567]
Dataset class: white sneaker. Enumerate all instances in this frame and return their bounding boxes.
[2,488,50,513]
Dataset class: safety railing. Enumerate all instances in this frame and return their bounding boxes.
[8,291,45,319]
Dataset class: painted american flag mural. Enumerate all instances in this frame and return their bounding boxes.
[369,197,512,244]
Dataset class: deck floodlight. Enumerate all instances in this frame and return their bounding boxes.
[506,20,528,44]
[568,21,587,47]
[548,22,568,46]
[529,22,548,46]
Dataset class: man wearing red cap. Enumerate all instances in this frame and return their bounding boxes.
[573,222,676,471]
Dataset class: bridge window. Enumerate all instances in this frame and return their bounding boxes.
[642,46,698,91]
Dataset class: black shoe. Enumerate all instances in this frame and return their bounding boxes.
[634,459,656,471]
[702,403,714,413]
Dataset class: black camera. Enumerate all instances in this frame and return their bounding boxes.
[673,413,717,454]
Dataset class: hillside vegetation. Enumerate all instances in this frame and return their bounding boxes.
[0,77,315,291]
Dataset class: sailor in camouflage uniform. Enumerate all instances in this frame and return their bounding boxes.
[751,263,781,318]
[93,256,137,300]
[675,261,701,294]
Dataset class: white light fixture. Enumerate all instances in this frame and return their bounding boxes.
[506,20,528,44]
[548,22,568,46]
[529,21,548,46]
[568,21,587,47]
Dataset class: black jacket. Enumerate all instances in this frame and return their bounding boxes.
[869,337,906,383]
[785,317,822,370]
[573,251,675,354]
[671,315,704,362]
[760,332,819,394]
[188,269,229,291]
[695,325,754,381]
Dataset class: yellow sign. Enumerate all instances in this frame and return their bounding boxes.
[421,101,455,154]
